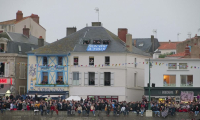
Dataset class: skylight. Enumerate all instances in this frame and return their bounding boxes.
[139,43,144,46]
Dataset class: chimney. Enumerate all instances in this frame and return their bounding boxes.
[118,28,128,43]
[38,36,44,47]
[66,27,77,36]
[151,35,155,52]
[30,14,39,24]
[23,25,30,38]
[126,33,132,52]
[134,40,137,47]
[185,44,190,56]
[92,22,101,26]
[169,40,171,44]
[16,10,23,21]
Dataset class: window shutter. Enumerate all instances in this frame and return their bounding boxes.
[100,72,104,86]
[95,72,99,86]
[5,63,9,77]
[84,72,88,85]
[111,72,114,86]
[79,72,82,86]
[69,72,72,85]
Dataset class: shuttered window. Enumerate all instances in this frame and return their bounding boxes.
[19,62,26,79]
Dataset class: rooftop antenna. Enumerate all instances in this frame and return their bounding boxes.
[187,32,191,39]
[177,33,181,41]
[94,7,99,22]
[153,29,157,38]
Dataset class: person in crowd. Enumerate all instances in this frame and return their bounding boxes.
[22,101,27,110]
[77,105,82,116]
[140,106,145,116]
[39,102,43,116]
[195,105,199,116]
[136,104,140,116]
[50,104,55,116]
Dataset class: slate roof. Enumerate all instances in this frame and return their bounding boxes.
[0,32,49,55]
[132,38,160,53]
[29,26,150,56]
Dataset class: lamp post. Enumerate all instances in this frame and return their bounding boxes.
[148,58,152,110]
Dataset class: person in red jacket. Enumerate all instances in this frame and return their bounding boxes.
[27,104,30,110]
[50,105,55,116]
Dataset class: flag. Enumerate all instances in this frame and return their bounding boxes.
[156,62,157,65]
[143,62,144,64]
[146,62,148,64]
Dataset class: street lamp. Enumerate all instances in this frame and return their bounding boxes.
[148,58,152,110]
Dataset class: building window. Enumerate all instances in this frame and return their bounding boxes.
[171,52,175,54]
[18,45,21,52]
[89,72,95,85]
[56,72,63,84]
[93,40,101,44]
[139,43,143,46]
[0,63,5,77]
[168,63,177,69]
[0,43,4,52]
[180,75,193,87]
[135,58,137,67]
[58,57,63,65]
[43,57,48,66]
[19,62,26,79]
[31,47,34,50]
[104,72,111,86]
[41,72,48,84]
[73,72,79,86]
[74,57,78,65]
[179,63,187,69]
[89,56,94,65]
[105,56,110,66]
[83,40,90,45]
[163,75,176,87]
[103,40,110,45]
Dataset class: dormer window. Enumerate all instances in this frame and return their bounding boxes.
[18,45,21,53]
[83,40,90,45]
[31,47,34,50]
[139,43,144,46]
[93,40,101,44]
[103,40,110,45]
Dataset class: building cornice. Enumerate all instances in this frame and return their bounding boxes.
[145,58,200,61]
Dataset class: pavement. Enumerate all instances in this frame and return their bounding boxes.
[1,111,200,120]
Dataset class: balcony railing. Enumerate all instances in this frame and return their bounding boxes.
[56,65,64,69]
[105,62,110,66]
[163,84,176,87]
[0,75,4,77]
[180,84,193,87]
[40,66,49,69]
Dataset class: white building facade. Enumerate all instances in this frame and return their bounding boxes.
[144,58,200,102]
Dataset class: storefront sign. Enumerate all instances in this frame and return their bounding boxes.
[162,91,173,94]
[0,79,7,83]
[37,88,64,92]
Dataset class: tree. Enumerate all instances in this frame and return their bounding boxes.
[159,52,173,58]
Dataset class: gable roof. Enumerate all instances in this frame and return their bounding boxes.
[29,26,150,56]
[0,32,49,55]
[132,38,160,53]
[0,16,45,30]
[167,52,185,57]
[158,42,180,50]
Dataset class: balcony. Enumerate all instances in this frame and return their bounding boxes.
[56,65,64,69]
[180,83,193,87]
[163,84,176,87]
[40,66,49,69]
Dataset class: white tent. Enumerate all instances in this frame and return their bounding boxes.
[66,96,81,101]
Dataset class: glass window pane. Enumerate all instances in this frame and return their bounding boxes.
[187,75,193,86]
[181,75,186,86]
[179,63,187,69]
[168,63,177,69]
[73,72,79,80]
[170,75,176,86]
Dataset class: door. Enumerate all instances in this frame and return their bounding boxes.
[19,86,25,95]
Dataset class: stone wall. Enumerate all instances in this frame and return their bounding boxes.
[0,111,199,120]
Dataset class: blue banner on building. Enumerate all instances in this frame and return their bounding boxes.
[86,45,108,51]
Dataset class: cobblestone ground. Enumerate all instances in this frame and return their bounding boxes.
[1,111,200,120]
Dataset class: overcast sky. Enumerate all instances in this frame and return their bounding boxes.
[1,0,200,43]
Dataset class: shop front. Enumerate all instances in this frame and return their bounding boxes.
[87,95,118,102]
[0,78,13,96]
[144,87,200,103]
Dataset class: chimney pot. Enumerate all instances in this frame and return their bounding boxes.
[38,36,44,47]
[23,27,30,38]
[66,27,77,36]
[92,22,101,26]
[30,14,39,24]
[16,10,23,21]
[134,40,137,47]
[151,35,155,52]
[118,28,128,43]
[126,33,132,52]
[169,40,171,44]
[185,45,190,56]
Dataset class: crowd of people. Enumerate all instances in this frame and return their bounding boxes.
[0,94,200,118]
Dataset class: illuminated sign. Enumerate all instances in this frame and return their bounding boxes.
[87,45,108,51]
[0,79,7,84]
